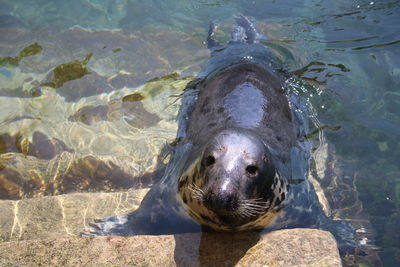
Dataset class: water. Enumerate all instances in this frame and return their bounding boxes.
[0,0,399,265]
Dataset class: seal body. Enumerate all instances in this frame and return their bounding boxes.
[84,16,343,237]
[177,59,296,231]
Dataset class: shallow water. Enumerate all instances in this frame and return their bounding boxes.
[0,0,399,266]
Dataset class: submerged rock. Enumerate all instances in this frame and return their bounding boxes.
[41,53,93,89]
[0,188,341,267]
[0,229,342,267]
[0,190,149,241]
[0,183,342,266]
[0,42,42,68]
[0,151,157,199]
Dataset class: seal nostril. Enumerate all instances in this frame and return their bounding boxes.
[246,165,258,175]
[204,190,239,214]
[205,155,215,166]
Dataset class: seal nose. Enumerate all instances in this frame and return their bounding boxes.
[204,188,239,215]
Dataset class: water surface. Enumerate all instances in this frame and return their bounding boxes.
[0,0,399,266]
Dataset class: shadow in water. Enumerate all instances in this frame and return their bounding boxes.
[174,231,261,267]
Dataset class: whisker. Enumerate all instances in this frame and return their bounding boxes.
[236,199,270,218]
[240,203,268,208]
[241,198,264,202]
[240,199,269,204]
[188,184,204,202]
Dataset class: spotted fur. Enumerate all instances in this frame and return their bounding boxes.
[82,17,354,247]
[176,133,290,232]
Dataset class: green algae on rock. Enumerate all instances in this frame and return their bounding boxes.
[142,74,194,99]
[0,42,42,68]
[147,72,180,83]
[18,43,43,58]
[0,56,19,68]
[41,53,93,88]
[122,92,145,102]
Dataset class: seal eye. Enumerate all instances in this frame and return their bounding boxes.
[246,165,258,176]
[205,155,216,166]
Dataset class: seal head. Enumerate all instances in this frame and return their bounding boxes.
[179,129,287,231]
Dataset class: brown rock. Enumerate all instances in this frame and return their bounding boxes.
[0,190,148,241]
[0,190,341,266]
[0,229,342,267]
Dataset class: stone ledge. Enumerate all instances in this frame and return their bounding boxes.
[0,229,342,267]
[0,190,148,241]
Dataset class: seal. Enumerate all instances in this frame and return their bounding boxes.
[177,60,296,230]
[83,16,353,239]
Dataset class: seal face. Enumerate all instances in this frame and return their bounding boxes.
[179,129,288,231]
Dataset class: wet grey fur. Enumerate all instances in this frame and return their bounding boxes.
[83,16,354,246]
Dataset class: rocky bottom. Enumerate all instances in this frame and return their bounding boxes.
[0,229,341,267]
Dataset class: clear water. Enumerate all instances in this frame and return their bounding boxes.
[0,0,399,265]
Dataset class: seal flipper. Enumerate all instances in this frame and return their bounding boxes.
[82,214,131,236]
[230,25,247,43]
[82,212,199,236]
[208,16,260,48]
[82,181,200,236]
[82,143,199,236]
[233,15,259,44]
